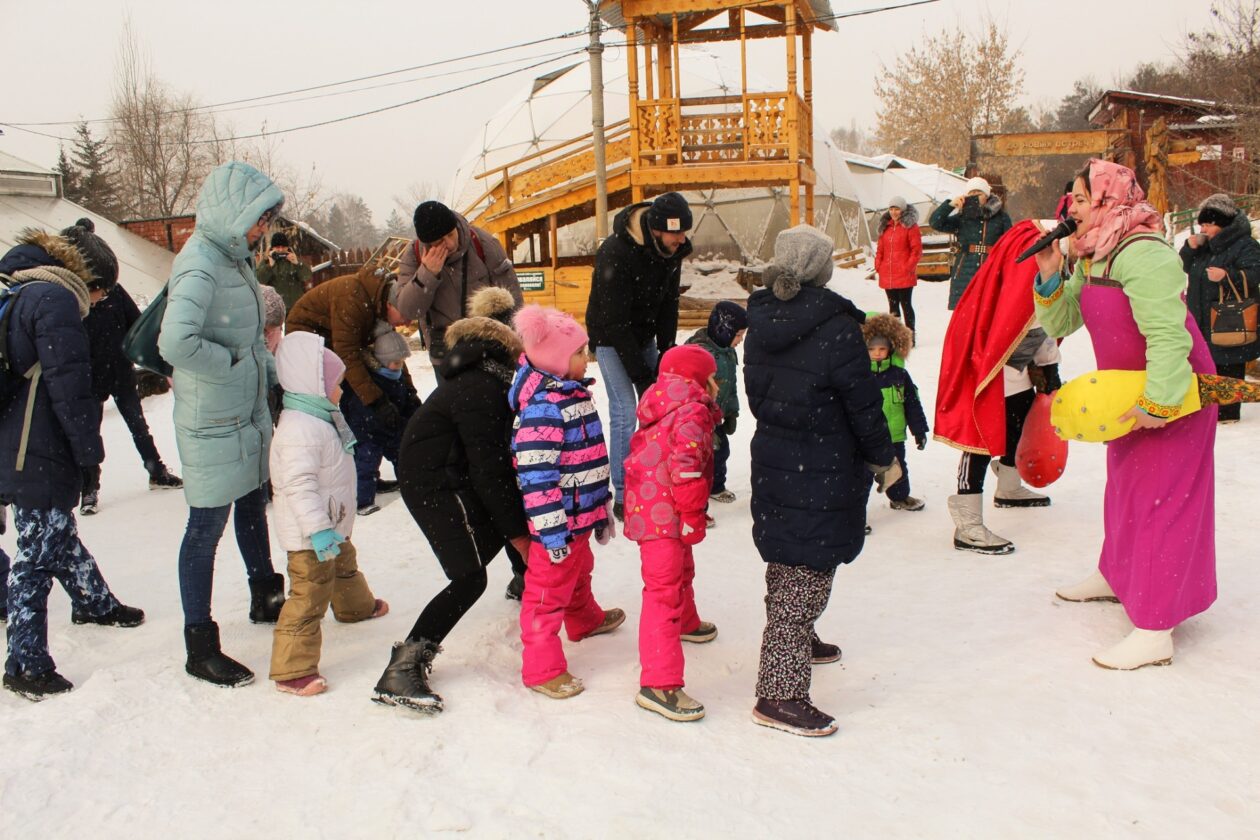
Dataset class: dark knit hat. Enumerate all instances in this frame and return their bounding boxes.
[708,300,748,348]
[269,231,290,249]
[413,201,459,243]
[647,192,693,233]
[1198,193,1239,228]
[60,218,118,291]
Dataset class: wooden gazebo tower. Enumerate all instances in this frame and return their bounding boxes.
[463,0,835,316]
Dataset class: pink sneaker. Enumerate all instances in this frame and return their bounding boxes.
[275,674,327,696]
[371,599,389,619]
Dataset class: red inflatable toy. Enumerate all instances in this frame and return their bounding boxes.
[1016,392,1069,488]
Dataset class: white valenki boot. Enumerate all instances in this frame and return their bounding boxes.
[947,494,1015,555]
[1092,628,1174,670]
[1056,570,1119,603]
[991,461,1050,508]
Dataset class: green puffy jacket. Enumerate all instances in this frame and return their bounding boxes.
[158,162,283,508]
[930,195,1012,310]
[685,327,739,420]
[255,255,311,312]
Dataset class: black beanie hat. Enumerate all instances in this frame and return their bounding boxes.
[413,201,459,243]
[60,218,118,291]
[708,300,748,348]
[1197,193,1239,228]
[647,192,693,233]
[269,231,290,249]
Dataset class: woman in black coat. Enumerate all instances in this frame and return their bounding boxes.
[743,225,898,737]
[372,309,529,713]
[1180,194,1260,423]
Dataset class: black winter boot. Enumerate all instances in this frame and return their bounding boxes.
[505,572,525,601]
[372,639,443,713]
[184,622,254,687]
[248,573,286,624]
[4,668,74,701]
[72,602,146,628]
[145,460,183,490]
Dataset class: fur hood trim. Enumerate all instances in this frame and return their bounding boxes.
[878,205,919,235]
[861,313,913,359]
[17,228,93,284]
[445,315,523,358]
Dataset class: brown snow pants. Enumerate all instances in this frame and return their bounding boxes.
[269,541,376,681]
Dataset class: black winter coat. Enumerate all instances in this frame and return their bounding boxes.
[0,281,104,510]
[744,286,894,571]
[398,317,527,575]
[84,284,142,402]
[930,195,1012,310]
[1180,212,1260,366]
[586,202,693,389]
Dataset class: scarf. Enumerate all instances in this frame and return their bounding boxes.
[282,392,357,452]
[376,367,403,381]
[1075,159,1164,260]
[10,266,91,318]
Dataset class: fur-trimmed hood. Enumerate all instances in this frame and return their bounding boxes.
[467,286,517,324]
[10,228,94,284]
[861,313,913,359]
[878,205,919,235]
[440,315,523,381]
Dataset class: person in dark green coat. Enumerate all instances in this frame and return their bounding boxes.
[254,231,312,312]
[685,301,747,502]
[1180,194,1260,423]
[930,177,1012,310]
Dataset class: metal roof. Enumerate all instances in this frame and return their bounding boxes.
[600,1,838,32]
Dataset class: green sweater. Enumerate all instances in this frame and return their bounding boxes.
[1034,235,1193,412]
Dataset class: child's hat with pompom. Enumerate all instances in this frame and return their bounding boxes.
[513,304,588,377]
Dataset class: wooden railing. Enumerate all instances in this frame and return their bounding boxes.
[634,92,813,167]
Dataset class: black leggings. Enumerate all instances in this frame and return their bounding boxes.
[408,569,488,645]
[956,388,1036,493]
[885,288,916,333]
[1217,362,1246,421]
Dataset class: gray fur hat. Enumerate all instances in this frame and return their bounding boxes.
[372,320,411,365]
[260,284,287,329]
[1197,193,1238,227]
[764,224,835,301]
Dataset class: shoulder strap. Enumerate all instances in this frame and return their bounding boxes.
[468,228,486,264]
[412,239,422,267]
[1100,234,1169,281]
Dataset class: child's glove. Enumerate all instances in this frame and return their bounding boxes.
[722,415,737,435]
[547,543,571,564]
[868,459,904,494]
[679,510,707,546]
[310,529,346,562]
[915,434,928,451]
[595,500,617,545]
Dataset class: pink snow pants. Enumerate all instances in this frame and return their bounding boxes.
[638,538,701,689]
[520,533,606,686]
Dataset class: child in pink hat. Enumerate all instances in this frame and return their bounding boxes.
[509,305,623,699]
[623,345,723,722]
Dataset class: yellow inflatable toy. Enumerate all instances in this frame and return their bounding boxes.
[1051,370,1259,442]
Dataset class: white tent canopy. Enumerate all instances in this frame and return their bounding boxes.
[1,150,174,301]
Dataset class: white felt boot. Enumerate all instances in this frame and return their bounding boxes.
[947,494,1015,555]
[992,461,1050,508]
[1056,570,1119,603]
[1092,628,1174,670]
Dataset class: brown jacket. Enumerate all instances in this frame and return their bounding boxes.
[285,271,410,406]
[395,214,523,346]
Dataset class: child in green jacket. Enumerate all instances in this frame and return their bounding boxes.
[863,314,928,511]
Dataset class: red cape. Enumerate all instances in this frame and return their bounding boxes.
[934,220,1043,456]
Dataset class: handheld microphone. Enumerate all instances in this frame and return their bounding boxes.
[1015,218,1077,264]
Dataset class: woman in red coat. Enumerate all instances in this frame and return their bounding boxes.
[874,196,923,334]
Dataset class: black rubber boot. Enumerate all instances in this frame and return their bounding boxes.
[372,639,443,713]
[505,572,525,601]
[184,622,254,687]
[248,573,286,624]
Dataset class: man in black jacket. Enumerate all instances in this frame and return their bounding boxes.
[585,192,693,518]
[0,228,144,702]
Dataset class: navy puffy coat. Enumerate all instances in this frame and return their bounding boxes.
[744,286,894,570]
[84,284,142,402]
[0,282,104,510]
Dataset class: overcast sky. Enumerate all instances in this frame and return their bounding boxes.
[2,0,1199,223]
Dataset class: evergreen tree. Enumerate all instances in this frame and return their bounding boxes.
[383,208,411,237]
[56,146,81,203]
[325,204,351,249]
[70,121,120,220]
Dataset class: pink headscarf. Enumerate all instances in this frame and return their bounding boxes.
[1075,159,1163,260]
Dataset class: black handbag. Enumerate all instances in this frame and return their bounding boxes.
[122,285,173,377]
[1209,270,1258,348]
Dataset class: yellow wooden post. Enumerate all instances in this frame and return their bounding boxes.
[802,11,814,223]
[785,2,800,226]
[626,19,644,203]
[549,213,559,271]
[739,7,748,163]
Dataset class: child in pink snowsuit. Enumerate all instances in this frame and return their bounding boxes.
[509,305,623,700]
[623,345,723,722]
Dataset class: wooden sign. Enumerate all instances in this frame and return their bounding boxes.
[983,130,1118,157]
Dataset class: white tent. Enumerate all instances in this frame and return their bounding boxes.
[449,50,868,261]
[840,152,968,245]
[0,150,174,301]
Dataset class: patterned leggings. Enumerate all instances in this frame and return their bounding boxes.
[755,562,836,701]
[5,507,119,677]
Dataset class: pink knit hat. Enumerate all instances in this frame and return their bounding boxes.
[513,304,588,378]
[321,348,345,401]
[659,345,716,388]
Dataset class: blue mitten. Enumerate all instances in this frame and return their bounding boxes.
[310,529,346,562]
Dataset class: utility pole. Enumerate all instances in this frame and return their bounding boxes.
[586,0,609,242]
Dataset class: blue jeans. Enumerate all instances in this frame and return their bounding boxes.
[177,485,274,626]
[712,429,731,493]
[340,385,405,508]
[595,342,659,497]
[6,506,120,676]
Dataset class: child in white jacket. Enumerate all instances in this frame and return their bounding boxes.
[269,331,388,696]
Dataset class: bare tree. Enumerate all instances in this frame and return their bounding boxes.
[391,180,443,218]
[1184,0,1260,192]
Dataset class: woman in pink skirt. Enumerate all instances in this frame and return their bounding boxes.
[1032,159,1216,670]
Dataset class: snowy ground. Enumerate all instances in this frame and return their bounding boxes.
[2,271,1258,839]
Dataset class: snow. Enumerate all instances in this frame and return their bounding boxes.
[3,274,1259,838]
[682,260,749,301]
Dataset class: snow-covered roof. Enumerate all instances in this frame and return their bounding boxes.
[1089,89,1228,125]
[282,216,339,251]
